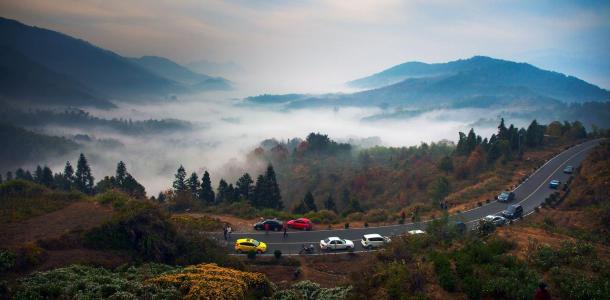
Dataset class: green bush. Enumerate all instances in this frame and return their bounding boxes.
[95,190,130,209]
[274,250,282,259]
[430,251,456,292]
[271,280,351,300]
[13,264,180,299]
[347,212,363,221]
[549,266,610,300]
[363,209,388,223]
[0,250,16,273]
[247,250,257,260]
[305,210,338,224]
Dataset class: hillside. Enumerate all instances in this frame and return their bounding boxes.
[0,17,230,107]
[347,56,610,104]
[0,123,78,170]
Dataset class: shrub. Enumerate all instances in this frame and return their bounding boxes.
[430,251,456,292]
[0,250,16,273]
[95,190,130,209]
[305,210,338,224]
[272,280,351,300]
[364,209,388,223]
[247,250,257,260]
[274,250,282,259]
[347,212,363,221]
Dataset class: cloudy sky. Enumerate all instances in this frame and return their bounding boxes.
[1,0,609,92]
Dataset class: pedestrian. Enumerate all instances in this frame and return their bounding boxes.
[223,226,227,240]
[283,226,287,238]
[535,282,551,300]
[227,225,232,238]
[264,222,269,235]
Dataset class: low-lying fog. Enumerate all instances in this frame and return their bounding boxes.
[41,92,532,195]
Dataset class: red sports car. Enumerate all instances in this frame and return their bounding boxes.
[287,218,313,230]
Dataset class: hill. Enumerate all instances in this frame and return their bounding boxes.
[0,17,230,107]
[347,56,610,104]
[130,56,232,91]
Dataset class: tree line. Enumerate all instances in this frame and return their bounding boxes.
[0,153,146,198]
[166,164,284,211]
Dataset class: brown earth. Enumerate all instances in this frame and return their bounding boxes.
[0,201,113,248]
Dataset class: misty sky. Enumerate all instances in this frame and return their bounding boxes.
[2,0,609,92]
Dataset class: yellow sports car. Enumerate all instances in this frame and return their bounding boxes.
[234,238,267,253]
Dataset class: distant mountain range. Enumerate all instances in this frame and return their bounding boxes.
[0,17,231,108]
[248,56,610,111]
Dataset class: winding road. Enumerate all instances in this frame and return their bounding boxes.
[225,139,603,255]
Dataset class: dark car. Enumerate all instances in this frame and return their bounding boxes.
[549,179,561,189]
[501,204,523,219]
[454,221,467,233]
[254,219,283,231]
[497,191,515,202]
[563,165,574,174]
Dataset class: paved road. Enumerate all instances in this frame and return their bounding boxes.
[224,139,603,255]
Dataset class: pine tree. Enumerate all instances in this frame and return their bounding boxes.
[115,161,127,186]
[75,153,94,194]
[252,175,267,207]
[227,183,238,202]
[498,118,508,140]
[303,191,317,212]
[217,179,229,202]
[173,165,187,193]
[437,156,454,175]
[236,173,254,201]
[40,166,54,188]
[292,201,308,214]
[186,172,200,199]
[323,195,337,212]
[34,165,43,183]
[428,176,450,204]
[15,168,27,180]
[5,171,13,181]
[157,192,167,203]
[199,171,215,204]
[341,188,351,211]
[0,174,3,184]
[264,165,283,209]
[63,161,75,190]
[122,174,146,198]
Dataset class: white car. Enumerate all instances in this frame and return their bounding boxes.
[408,229,426,235]
[320,237,354,250]
[361,234,391,249]
[483,215,508,226]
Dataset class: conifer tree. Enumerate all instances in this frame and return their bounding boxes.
[199,171,215,204]
[5,171,13,181]
[0,174,3,184]
[40,166,54,188]
[323,195,337,212]
[236,173,254,201]
[303,191,317,212]
[217,179,229,202]
[173,165,187,193]
[34,165,43,183]
[264,164,283,209]
[292,200,308,214]
[75,153,94,194]
[437,156,454,175]
[15,168,27,180]
[186,172,200,199]
[63,161,75,190]
[115,161,127,186]
[252,174,267,207]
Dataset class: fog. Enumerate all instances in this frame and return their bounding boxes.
[37,92,531,195]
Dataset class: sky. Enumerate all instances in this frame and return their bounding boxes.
[1,0,609,93]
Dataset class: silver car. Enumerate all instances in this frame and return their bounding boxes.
[483,215,508,226]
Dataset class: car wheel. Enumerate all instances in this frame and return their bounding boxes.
[275,227,279,231]
[257,250,262,254]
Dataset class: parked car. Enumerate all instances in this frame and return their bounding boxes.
[549,179,561,189]
[497,191,515,202]
[361,234,391,249]
[287,218,313,230]
[320,237,354,250]
[501,204,523,219]
[563,165,574,174]
[408,229,426,235]
[254,219,283,231]
[235,238,267,253]
[483,215,508,226]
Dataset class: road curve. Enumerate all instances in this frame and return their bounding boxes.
[224,139,603,255]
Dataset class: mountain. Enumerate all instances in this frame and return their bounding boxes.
[0,17,231,107]
[186,59,243,77]
[130,56,231,90]
[347,56,610,103]
[0,46,114,108]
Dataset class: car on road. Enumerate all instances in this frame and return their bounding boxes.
[320,237,354,250]
[483,215,508,226]
[287,218,313,231]
[408,229,426,235]
[254,219,283,231]
[563,165,574,174]
[454,221,467,233]
[235,238,267,253]
[497,191,515,202]
[501,204,523,220]
[361,234,391,249]
[549,179,561,189]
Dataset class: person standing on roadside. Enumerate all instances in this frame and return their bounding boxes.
[223,226,228,240]
[283,226,288,238]
[227,225,232,238]
[535,282,551,300]
[264,222,269,235]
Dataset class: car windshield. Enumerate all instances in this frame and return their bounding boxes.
[507,206,516,213]
[500,192,509,197]
[324,239,330,243]
[250,240,259,246]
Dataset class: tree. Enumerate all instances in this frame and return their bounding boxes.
[75,153,94,194]
[498,118,508,140]
[303,191,317,212]
[324,195,337,212]
[15,168,28,180]
[346,198,362,214]
[217,179,229,203]
[255,164,284,209]
[466,146,486,173]
[252,175,267,207]
[122,174,146,198]
[62,161,75,190]
[292,201,308,214]
[157,192,167,203]
[173,165,187,193]
[428,176,450,204]
[34,165,43,183]
[526,120,544,147]
[199,171,215,204]
[236,173,254,201]
[0,174,3,184]
[115,161,127,186]
[437,156,454,175]
[5,171,13,181]
[186,172,200,199]
[40,166,54,188]
[341,188,351,212]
